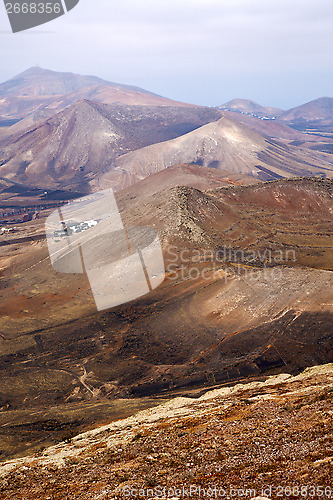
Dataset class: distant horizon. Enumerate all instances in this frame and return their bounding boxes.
[1,0,332,110]
[1,65,332,112]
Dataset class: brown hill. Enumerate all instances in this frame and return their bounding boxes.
[109,164,258,201]
[0,101,222,191]
[99,115,333,189]
[223,110,309,140]
[0,67,193,128]
[217,98,283,118]
[0,175,332,392]
[0,67,158,98]
[223,111,333,156]
[1,364,332,497]
[279,97,333,130]
[220,111,333,160]
[0,175,332,457]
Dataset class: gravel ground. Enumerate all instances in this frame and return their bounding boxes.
[0,365,332,500]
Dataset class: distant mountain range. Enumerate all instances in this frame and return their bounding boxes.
[218,96,333,131]
[0,67,157,98]
[0,67,332,192]
[0,67,192,126]
[217,98,283,119]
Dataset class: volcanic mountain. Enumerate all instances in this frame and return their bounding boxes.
[1,93,333,193]
[217,98,284,119]
[0,100,222,191]
[279,97,333,131]
[218,110,333,157]
[0,67,193,131]
[0,171,332,457]
[113,163,257,202]
[99,115,333,189]
[1,174,332,390]
[222,110,309,140]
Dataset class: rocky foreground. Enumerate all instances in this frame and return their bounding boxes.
[0,364,332,499]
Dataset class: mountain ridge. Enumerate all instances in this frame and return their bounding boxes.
[0,67,160,97]
[0,173,332,459]
[0,67,195,125]
[98,115,333,190]
[217,98,284,118]
[0,99,222,191]
[279,96,333,127]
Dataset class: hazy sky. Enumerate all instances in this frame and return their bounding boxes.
[1,0,332,109]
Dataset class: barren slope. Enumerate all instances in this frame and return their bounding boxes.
[0,364,332,499]
[99,116,333,189]
[104,164,258,202]
[0,67,192,124]
[0,175,331,458]
[278,97,333,137]
[280,97,333,126]
[0,101,221,191]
